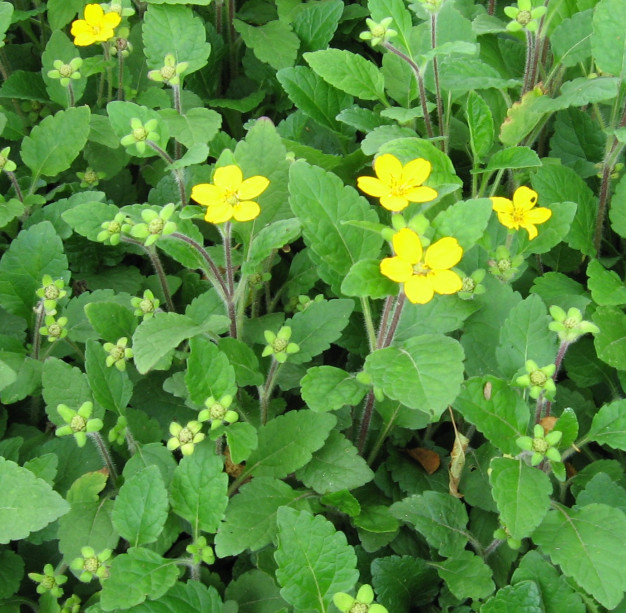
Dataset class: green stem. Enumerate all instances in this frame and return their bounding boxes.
[381,291,406,348]
[259,358,281,425]
[67,81,75,107]
[382,42,435,140]
[366,408,398,465]
[117,51,125,101]
[223,222,238,338]
[522,30,535,95]
[146,140,187,205]
[376,295,394,349]
[357,391,376,454]
[594,163,613,255]
[146,245,176,312]
[88,431,118,484]
[31,303,45,360]
[431,12,445,151]
[172,84,183,160]
[5,170,24,202]
[483,538,503,558]
[360,297,377,353]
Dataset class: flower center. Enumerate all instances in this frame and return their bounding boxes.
[563,317,578,329]
[516,9,532,25]
[48,324,62,337]
[412,261,430,276]
[210,403,226,420]
[44,285,60,300]
[350,604,369,613]
[133,127,148,142]
[179,427,193,444]
[148,217,164,234]
[161,65,176,80]
[497,258,511,272]
[462,277,475,292]
[273,338,288,352]
[71,415,87,432]
[84,557,99,573]
[529,370,547,386]
[110,346,125,361]
[0,155,7,168]
[84,169,98,183]
[92,25,101,35]
[532,437,549,454]
[59,64,73,78]
[226,191,239,206]
[371,25,386,38]
[140,298,154,313]
[42,575,56,589]
[108,221,121,234]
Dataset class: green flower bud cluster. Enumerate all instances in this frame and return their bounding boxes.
[56,401,103,448]
[97,212,132,246]
[488,245,524,282]
[262,326,300,363]
[548,306,599,343]
[77,166,106,188]
[458,269,486,300]
[70,546,112,582]
[108,414,128,445]
[129,203,177,246]
[147,54,189,86]
[131,289,160,319]
[248,271,271,290]
[199,394,239,430]
[101,1,135,17]
[120,117,160,154]
[167,420,205,456]
[517,423,562,466]
[186,535,215,565]
[60,594,81,613]
[40,314,69,343]
[0,146,17,172]
[334,584,388,613]
[111,35,133,57]
[36,274,68,315]
[516,360,556,399]
[103,337,133,371]
[47,57,83,87]
[28,564,68,598]
[504,0,547,33]
[493,524,522,550]
[359,17,397,47]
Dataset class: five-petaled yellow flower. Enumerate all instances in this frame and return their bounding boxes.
[490,186,551,240]
[357,153,438,211]
[191,165,270,224]
[71,4,121,46]
[380,228,463,304]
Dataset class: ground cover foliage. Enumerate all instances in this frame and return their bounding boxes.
[1,0,626,611]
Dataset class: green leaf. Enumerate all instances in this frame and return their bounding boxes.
[23,453,58,485]
[242,218,302,276]
[62,200,119,241]
[275,507,358,612]
[530,271,591,313]
[288,160,383,293]
[47,0,83,30]
[515,201,577,256]
[245,411,336,479]
[368,0,414,54]
[107,101,169,159]
[186,336,236,405]
[500,88,546,147]
[512,550,586,613]
[85,301,136,343]
[277,66,353,135]
[496,294,556,378]
[292,0,343,53]
[489,458,552,540]
[553,408,579,449]
[577,472,626,512]
[123,442,177,487]
[112,466,169,547]
[466,91,494,161]
[534,77,620,113]
[295,431,374,494]
[364,335,465,420]
[586,399,626,450]
[0,549,24,600]
[432,198,493,250]
[133,312,204,374]
[170,443,228,534]
[142,4,211,74]
[42,357,92,426]
[304,49,386,101]
[433,550,495,601]
[592,0,626,80]
[0,456,69,544]
[341,259,397,299]
[0,221,68,322]
[287,298,354,364]
[371,556,440,610]
[99,547,179,611]
[0,1,13,44]
[390,491,469,557]
[531,163,596,257]
[109,582,223,613]
[218,337,264,387]
[587,259,626,306]
[225,570,287,613]
[42,30,87,108]
[453,377,530,455]
[215,477,307,557]
[21,106,90,179]
[484,146,541,172]
[234,20,299,70]
[0,70,47,102]
[481,581,542,613]
[533,503,626,609]
[551,10,592,67]
[300,366,366,412]
[610,172,626,238]
[225,422,258,464]
[440,57,519,93]
[159,107,222,149]
[58,472,118,563]
[85,340,133,413]
[593,306,626,369]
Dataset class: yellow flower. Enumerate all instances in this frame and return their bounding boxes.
[357,153,438,211]
[490,186,552,240]
[191,165,270,224]
[380,228,463,304]
[71,4,121,47]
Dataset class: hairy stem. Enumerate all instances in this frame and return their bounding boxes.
[259,358,280,425]
[117,52,125,101]
[223,222,238,338]
[146,140,187,205]
[5,170,24,202]
[31,302,45,360]
[146,245,176,312]
[431,12,445,151]
[88,431,118,484]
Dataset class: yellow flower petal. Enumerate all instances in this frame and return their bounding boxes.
[404,275,434,304]
[380,194,409,212]
[84,3,105,24]
[380,257,413,283]
[401,158,431,188]
[521,222,539,240]
[72,31,96,46]
[524,206,552,225]
[204,203,233,224]
[103,12,122,28]
[357,176,389,198]
[430,269,463,295]
[233,201,260,222]
[403,185,438,203]
[491,196,513,214]
[237,175,269,200]
[191,183,226,207]
[512,186,539,212]
[392,228,422,264]
[424,237,463,270]
[214,165,243,191]
[374,153,402,186]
